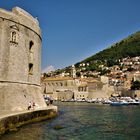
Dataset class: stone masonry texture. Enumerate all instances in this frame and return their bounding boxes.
[0,7,46,111]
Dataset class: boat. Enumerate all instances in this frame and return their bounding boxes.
[102,99,112,104]
[110,100,129,106]
[86,99,96,103]
[128,100,140,105]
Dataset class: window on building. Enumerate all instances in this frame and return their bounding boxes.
[29,63,33,75]
[78,87,80,91]
[84,87,86,91]
[11,31,17,43]
[29,41,34,52]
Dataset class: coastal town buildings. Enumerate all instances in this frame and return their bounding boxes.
[42,56,140,100]
[41,76,113,101]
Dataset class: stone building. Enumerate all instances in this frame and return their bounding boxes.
[42,77,79,100]
[42,77,78,100]
[42,77,113,100]
[0,7,46,111]
[134,72,140,81]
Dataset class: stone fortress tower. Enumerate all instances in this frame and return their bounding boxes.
[0,7,46,111]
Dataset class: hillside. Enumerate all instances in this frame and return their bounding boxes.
[45,31,140,77]
[76,31,140,66]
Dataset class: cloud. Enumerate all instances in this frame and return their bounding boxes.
[42,65,55,73]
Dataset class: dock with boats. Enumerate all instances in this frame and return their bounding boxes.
[45,96,140,106]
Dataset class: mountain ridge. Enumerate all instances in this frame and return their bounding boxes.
[75,31,140,66]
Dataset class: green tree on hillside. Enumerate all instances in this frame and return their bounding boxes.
[131,80,140,90]
[79,31,140,65]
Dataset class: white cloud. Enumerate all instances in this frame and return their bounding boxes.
[42,65,55,73]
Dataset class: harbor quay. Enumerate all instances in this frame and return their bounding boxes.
[0,7,58,135]
[41,74,140,105]
[0,106,57,135]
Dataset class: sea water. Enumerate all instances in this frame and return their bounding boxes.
[1,102,140,140]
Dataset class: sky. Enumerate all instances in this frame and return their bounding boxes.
[1,0,140,72]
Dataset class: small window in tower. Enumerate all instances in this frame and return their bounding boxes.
[29,41,34,52]
[10,31,17,43]
[29,63,33,75]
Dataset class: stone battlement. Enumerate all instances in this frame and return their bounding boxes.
[0,7,41,37]
[0,7,46,111]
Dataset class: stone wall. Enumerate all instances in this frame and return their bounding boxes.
[0,7,46,111]
[43,79,78,94]
[57,90,74,101]
[0,7,41,84]
[0,107,57,135]
[0,82,46,111]
[42,78,115,100]
[134,90,140,98]
[74,91,88,100]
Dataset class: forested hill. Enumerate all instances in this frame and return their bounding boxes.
[77,31,140,65]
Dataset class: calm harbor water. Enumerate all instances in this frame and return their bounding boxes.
[1,102,140,140]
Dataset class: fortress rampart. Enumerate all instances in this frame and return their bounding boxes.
[0,7,41,38]
[0,7,46,111]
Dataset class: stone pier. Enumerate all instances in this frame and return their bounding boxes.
[0,106,58,135]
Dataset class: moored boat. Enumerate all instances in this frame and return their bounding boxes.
[110,100,129,106]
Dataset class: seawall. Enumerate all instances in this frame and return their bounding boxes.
[0,106,58,135]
